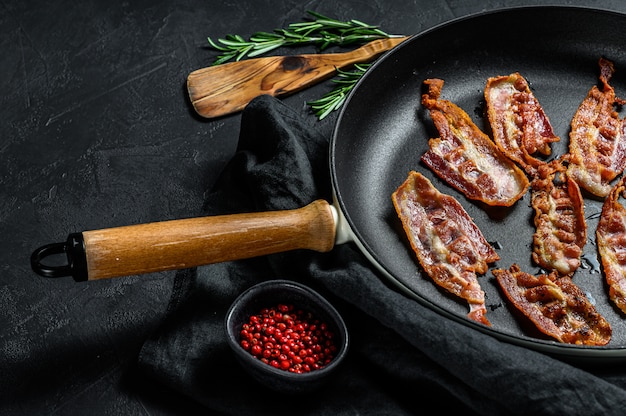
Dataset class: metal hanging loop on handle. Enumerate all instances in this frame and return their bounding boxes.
[30,233,88,282]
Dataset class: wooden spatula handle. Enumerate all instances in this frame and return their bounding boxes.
[187,36,409,118]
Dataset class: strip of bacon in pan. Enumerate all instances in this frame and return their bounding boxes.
[566,57,626,198]
[531,161,587,276]
[421,78,529,206]
[392,170,499,326]
[596,175,626,314]
[484,72,560,175]
[493,264,611,346]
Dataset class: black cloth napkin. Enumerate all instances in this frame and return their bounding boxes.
[138,95,626,415]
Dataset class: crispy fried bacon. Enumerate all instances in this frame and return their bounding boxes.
[421,78,530,207]
[485,73,560,174]
[493,264,612,346]
[566,57,626,197]
[597,175,626,314]
[392,170,499,325]
[531,161,587,276]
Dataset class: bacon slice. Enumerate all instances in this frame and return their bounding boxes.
[421,78,529,206]
[597,175,626,313]
[493,264,612,346]
[531,161,587,276]
[392,170,499,325]
[485,72,560,174]
[566,58,626,197]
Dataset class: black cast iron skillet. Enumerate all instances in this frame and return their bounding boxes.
[32,6,626,360]
[332,5,626,361]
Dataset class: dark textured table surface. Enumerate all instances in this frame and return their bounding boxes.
[3,1,626,414]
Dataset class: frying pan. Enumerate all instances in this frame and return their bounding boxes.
[332,5,626,360]
[31,6,626,360]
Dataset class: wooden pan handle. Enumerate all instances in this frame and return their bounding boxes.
[31,200,336,281]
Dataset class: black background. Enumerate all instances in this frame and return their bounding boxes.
[3,1,626,414]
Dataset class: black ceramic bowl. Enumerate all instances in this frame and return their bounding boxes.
[225,279,349,394]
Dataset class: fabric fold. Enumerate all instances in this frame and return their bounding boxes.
[139,95,626,415]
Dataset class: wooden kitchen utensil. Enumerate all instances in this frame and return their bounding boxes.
[187,36,409,118]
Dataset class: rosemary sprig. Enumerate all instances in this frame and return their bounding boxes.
[308,64,371,120]
[207,12,397,119]
[208,11,391,65]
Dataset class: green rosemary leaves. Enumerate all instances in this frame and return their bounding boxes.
[207,11,395,119]
[208,11,392,65]
[307,64,371,120]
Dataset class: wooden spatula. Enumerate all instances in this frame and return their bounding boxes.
[187,36,409,118]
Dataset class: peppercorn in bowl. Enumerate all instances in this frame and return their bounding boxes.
[225,279,349,393]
